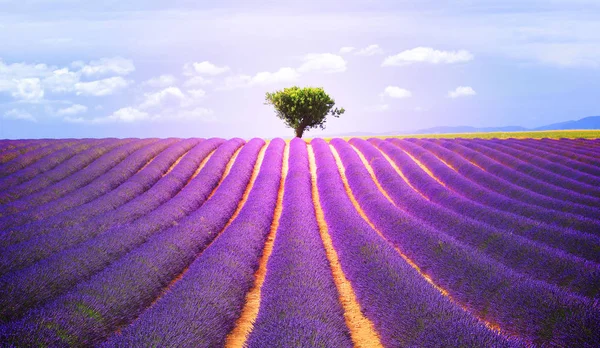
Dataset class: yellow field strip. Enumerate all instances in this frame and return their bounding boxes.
[225,143,289,348]
[308,145,383,348]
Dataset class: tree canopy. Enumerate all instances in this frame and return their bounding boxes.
[265,86,345,138]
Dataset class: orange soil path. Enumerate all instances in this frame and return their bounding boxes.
[140,143,263,315]
[330,143,505,337]
[308,145,383,348]
[363,144,431,201]
[225,143,289,348]
[186,148,216,184]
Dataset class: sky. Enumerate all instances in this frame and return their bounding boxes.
[1,0,599,139]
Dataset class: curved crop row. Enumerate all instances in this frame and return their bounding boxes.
[387,139,600,235]
[0,138,177,231]
[106,139,285,347]
[0,137,598,346]
[332,139,599,299]
[0,139,134,204]
[0,138,157,216]
[480,139,600,186]
[312,139,516,347]
[0,138,239,323]
[0,138,262,346]
[0,139,78,177]
[500,139,600,177]
[361,139,600,264]
[0,139,224,277]
[452,138,600,201]
[0,139,105,192]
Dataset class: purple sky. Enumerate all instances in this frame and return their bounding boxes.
[1,0,599,139]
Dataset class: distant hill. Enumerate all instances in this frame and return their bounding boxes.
[534,116,600,131]
[410,116,600,135]
[320,115,600,137]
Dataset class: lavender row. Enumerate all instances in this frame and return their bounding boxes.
[364,138,600,264]
[387,139,600,235]
[0,139,78,177]
[481,139,600,185]
[313,139,516,347]
[0,139,133,204]
[528,139,600,166]
[569,138,600,147]
[0,138,222,277]
[500,139,600,178]
[0,138,157,216]
[0,138,195,249]
[334,138,600,299]
[345,141,600,346]
[432,138,600,208]
[0,139,33,153]
[455,138,600,200]
[0,140,29,154]
[0,138,239,323]
[406,138,600,217]
[0,139,261,346]
[246,138,352,347]
[0,140,49,164]
[105,139,285,347]
[0,139,104,191]
[0,138,177,232]
[539,138,600,159]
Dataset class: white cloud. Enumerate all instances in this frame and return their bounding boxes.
[298,53,347,73]
[252,67,300,84]
[68,105,215,124]
[4,109,36,122]
[12,78,44,101]
[184,61,230,76]
[182,76,212,87]
[0,59,50,80]
[138,87,186,109]
[381,86,412,99]
[78,57,135,76]
[448,86,476,98]
[355,44,384,56]
[187,89,206,99]
[339,46,355,54]
[57,104,87,116]
[221,67,299,89]
[71,107,150,124]
[382,47,474,66]
[107,107,149,122]
[75,77,131,96]
[141,74,177,88]
[43,68,79,93]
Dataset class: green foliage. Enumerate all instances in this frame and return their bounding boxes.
[265,86,345,138]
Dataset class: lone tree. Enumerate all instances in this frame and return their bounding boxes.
[265,86,345,138]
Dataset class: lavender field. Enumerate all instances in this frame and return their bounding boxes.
[0,137,599,347]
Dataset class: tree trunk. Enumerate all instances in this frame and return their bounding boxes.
[295,127,304,138]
